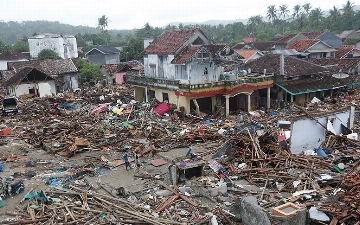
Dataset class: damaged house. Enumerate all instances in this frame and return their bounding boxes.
[6,59,79,92]
[3,67,58,97]
[241,54,360,104]
[125,28,274,116]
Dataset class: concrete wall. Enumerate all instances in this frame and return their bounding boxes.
[356,41,360,49]
[62,73,79,90]
[0,59,28,70]
[115,72,125,84]
[63,37,78,58]
[105,54,120,64]
[188,61,222,83]
[28,36,77,59]
[88,53,106,65]
[10,80,56,97]
[133,86,191,113]
[290,109,355,154]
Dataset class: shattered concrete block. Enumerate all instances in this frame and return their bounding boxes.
[239,196,271,225]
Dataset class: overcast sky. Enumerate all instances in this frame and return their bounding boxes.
[1,0,352,30]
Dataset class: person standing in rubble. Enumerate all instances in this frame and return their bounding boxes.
[123,149,130,171]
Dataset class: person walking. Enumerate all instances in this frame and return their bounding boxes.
[123,149,130,171]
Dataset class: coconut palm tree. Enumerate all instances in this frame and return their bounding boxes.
[341,0,355,30]
[329,6,341,25]
[247,16,257,34]
[342,0,355,14]
[267,5,278,24]
[303,3,312,15]
[292,5,301,18]
[309,8,324,29]
[97,15,109,32]
[278,4,290,19]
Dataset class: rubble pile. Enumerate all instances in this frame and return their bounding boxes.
[2,85,360,224]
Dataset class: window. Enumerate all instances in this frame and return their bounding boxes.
[175,65,187,79]
[162,92,169,102]
[149,64,156,77]
[197,50,210,63]
[149,90,155,100]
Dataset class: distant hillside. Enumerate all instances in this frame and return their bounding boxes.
[0,20,133,44]
[168,18,248,27]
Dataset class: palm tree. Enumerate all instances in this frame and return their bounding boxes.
[267,5,277,23]
[341,0,355,30]
[342,0,354,14]
[309,8,323,29]
[247,16,257,34]
[303,3,312,15]
[297,13,307,30]
[278,4,290,19]
[254,15,264,28]
[97,15,109,32]
[292,5,301,18]
[329,6,341,24]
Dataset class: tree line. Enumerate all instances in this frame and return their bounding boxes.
[0,1,359,62]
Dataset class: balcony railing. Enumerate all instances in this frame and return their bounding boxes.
[179,74,274,90]
[125,73,274,91]
[124,74,180,90]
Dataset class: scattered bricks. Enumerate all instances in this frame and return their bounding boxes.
[0,128,11,136]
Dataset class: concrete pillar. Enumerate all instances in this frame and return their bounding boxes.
[290,95,294,102]
[225,95,230,117]
[176,95,180,110]
[321,90,324,98]
[247,93,251,112]
[193,99,200,116]
[145,87,148,102]
[267,88,271,109]
[211,96,216,113]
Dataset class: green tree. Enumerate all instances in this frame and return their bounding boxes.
[38,49,61,60]
[13,40,29,52]
[121,37,144,61]
[0,39,11,53]
[267,5,278,23]
[309,8,324,29]
[341,0,355,29]
[97,15,109,32]
[97,15,110,45]
[292,5,301,18]
[303,3,312,15]
[278,4,290,19]
[76,58,102,84]
[328,6,341,31]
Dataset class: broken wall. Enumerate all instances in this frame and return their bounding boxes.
[290,108,355,154]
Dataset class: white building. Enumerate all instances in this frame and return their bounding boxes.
[0,51,28,70]
[28,33,78,59]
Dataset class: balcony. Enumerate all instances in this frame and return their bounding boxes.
[179,74,274,91]
[124,73,180,91]
[125,73,274,94]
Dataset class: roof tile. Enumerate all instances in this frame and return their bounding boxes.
[7,59,78,75]
[142,28,199,55]
[241,54,327,77]
[287,39,319,52]
[0,51,28,61]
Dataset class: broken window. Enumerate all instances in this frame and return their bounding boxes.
[197,50,210,63]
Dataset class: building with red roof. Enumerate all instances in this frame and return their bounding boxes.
[125,28,274,115]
